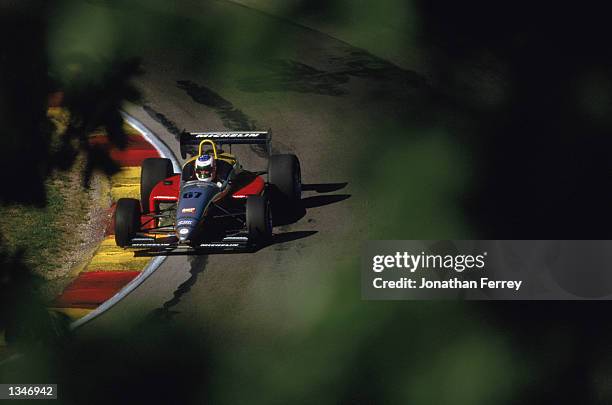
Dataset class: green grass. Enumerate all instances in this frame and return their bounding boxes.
[0,166,90,275]
[0,109,95,277]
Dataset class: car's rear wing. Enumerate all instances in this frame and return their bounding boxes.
[180,130,271,159]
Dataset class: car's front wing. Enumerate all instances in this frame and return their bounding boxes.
[126,235,251,252]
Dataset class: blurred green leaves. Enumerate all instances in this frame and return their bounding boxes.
[363,128,471,240]
[2,1,611,404]
[48,2,118,86]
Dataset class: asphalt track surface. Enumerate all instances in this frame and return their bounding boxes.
[78,0,423,343]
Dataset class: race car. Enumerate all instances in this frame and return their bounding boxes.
[114,130,301,251]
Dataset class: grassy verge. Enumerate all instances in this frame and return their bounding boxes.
[0,171,88,274]
[0,109,112,298]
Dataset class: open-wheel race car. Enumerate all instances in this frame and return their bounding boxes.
[114,130,301,251]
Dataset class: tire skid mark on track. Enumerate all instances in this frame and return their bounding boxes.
[142,105,183,141]
[150,255,209,321]
[176,80,256,131]
[175,80,279,157]
[236,54,428,96]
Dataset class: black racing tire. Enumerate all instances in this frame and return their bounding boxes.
[140,158,173,213]
[115,198,141,247]
[268,154,301,205]
[246,195,272,244]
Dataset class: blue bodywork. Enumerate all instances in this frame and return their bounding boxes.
[175,181,220,242]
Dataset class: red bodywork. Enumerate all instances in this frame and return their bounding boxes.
[148,173,265,212]
[149,175,181,212]
[231,175,265,199]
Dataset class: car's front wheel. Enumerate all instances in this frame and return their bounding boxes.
[115,198,142,247]
[246,195,272,245]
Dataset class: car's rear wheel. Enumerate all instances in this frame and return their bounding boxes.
[115,198,141,247]
[268,154,301,206]
[246,195,272,244]
[141,158,173,213]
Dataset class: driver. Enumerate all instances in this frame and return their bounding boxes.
[194,154,224,188]
[195,154,216,181]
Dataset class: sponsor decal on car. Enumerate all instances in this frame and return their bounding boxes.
[178,228,190,235]
[177,219,194,226]
[181,207,196,213]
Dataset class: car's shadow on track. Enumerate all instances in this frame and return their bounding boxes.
[274,182,351,226]
[302,182,348,193]
[302,194,351,208]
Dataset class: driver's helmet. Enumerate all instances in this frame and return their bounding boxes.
[195,154,216,181]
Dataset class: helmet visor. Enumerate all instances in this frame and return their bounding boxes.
[196,165,213,180]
